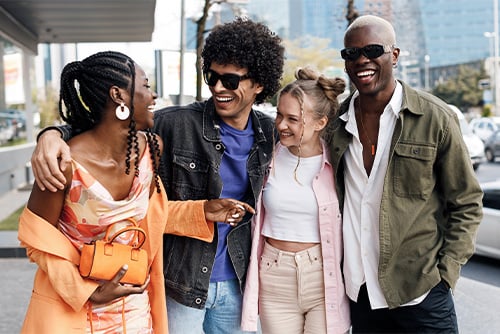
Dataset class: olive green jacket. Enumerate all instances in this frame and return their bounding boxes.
[329,81,483,308]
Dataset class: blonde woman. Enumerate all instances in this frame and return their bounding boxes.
[241,68,350,334]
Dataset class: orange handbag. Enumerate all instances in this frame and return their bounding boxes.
[79,221,149,285]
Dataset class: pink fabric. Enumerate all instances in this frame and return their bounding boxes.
[241,142,351,334]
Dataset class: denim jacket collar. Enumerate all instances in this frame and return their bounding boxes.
[202,97,269,145]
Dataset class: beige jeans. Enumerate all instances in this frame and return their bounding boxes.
[258,241,326,334]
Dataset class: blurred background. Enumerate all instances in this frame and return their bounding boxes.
[1,0,500,193]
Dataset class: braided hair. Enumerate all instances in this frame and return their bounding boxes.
[58,51,161,192]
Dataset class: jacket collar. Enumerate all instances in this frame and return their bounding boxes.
[202,97,269,145]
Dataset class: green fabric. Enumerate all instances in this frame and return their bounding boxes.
[329,81,483,308]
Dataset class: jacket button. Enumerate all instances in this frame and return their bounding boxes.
[189,162,196,169]
[215,144,222,150]
[195,298,202,304]
[201,266,208,273]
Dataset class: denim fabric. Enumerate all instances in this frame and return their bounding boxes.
[167,280,255,334]
[155,98,275,310]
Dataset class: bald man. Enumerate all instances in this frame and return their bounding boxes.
[329,15,483,333]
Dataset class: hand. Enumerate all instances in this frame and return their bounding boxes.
[88,265,149,305]
[204,199,255,227]
[31,130,71,192]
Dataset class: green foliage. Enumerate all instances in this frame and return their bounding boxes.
[0,206,23,230]
[37,85,61,128]
[482,104,493,117]
[282,36,344,89]
[432,65,486,110]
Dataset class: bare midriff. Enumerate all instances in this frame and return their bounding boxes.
[266,237,319,253]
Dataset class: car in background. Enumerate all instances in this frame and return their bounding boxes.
[469,116,500,142]
[0,109,26,140]
[484,130,500,162]
[447,105,485,170]
[475,181,500,260]
[0,117,15,144]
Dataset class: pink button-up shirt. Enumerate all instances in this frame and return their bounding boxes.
[241,141,351,334]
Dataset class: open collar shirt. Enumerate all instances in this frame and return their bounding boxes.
[341,82,407,309]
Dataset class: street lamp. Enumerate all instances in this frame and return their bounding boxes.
[424,54,430,91]
[484,31,496,106]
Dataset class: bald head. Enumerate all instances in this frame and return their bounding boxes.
[345,15,396,46]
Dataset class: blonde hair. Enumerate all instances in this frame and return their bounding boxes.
[277,67,345,182]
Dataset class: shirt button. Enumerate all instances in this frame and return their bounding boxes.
[189,162,196,169]
[195,298,202,304]
[201,266,208,273]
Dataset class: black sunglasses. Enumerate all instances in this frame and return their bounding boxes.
[203,69,251,90]
[340,44,393,61]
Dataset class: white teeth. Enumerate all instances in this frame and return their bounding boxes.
[215,96,234,102]
[357,70,375,77]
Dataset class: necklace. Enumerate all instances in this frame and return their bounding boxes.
[356,98,376,156]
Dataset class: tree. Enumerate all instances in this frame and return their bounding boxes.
[282,37,342,81]
[346,0,359,26]
[194,0,215,101]
[432,65,486,110]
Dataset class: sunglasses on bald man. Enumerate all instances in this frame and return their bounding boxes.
[341,44,394,61]
[203,69,251,90]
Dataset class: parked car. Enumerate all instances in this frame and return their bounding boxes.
[469,116,500,142]
[447,105,485,170]
[0,117,15,144]
[475,181,500,260]
[484,130,500,162]
[0,109,26,140]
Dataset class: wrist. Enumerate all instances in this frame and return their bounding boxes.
[36,127,63,142]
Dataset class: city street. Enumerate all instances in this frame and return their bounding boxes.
[1,162,499,334]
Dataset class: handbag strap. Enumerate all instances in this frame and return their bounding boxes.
[103,218,146,248]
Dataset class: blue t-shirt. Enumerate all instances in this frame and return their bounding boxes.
[210,117,254,282]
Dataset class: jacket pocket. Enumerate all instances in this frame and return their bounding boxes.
[171,151,211,199]
[393,143,436,198]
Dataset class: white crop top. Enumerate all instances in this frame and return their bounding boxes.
[261,146,322,243]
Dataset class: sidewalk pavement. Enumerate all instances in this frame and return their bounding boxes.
[0,185,31,258]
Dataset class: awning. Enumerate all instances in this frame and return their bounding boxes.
[0,0,156,54]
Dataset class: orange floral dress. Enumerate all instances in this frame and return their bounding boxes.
[58,143,154,334]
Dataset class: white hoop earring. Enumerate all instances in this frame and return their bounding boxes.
[115,102,130,120]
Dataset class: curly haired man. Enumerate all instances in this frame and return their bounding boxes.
[31,17,284,334]
[156,18,284,333]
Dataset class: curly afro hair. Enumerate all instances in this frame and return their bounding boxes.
[201,17,285,104]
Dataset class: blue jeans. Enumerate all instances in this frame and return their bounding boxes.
[167,279,255,334]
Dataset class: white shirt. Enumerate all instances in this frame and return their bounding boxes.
[261,146,322,242]
[341,82,426,309]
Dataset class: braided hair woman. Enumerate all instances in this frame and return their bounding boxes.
[241,67,351,334]
[19,51,254,333]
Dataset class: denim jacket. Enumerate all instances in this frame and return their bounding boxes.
[153,98,275,308]
[329,81,483,308]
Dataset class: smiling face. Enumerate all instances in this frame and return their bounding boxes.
[132,64,157,130]
[207,62,264,130]
[275,92,326,157]
[344,23,399,99]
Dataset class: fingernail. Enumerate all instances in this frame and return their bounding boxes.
[236,204,245,211]
[232,213,240,218]
[227,218,235,223]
